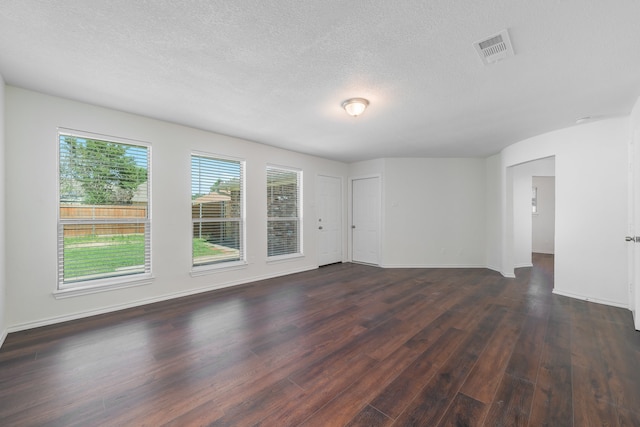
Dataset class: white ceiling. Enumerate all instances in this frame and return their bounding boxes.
[1,1,639,162]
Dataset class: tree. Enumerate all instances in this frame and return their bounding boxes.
[210,177,240,195]
[60,136,147,205]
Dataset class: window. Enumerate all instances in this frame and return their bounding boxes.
[58,130,151,290]
[532,186,538,214]
[267,166,302,258]
[191,153,245,269]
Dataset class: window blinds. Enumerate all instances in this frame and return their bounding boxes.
[58,132,150,287]
[191,154,244,267]
[267,166,301,257]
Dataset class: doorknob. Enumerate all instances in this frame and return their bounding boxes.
[352,225,356,229]
[318,226,323,230]
[626,236,639,242]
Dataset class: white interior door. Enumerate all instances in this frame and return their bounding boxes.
[629,129,640,330]
[352,176,380,265]
[317,175,342,266]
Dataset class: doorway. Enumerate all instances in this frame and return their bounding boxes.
[351,176,380,265]
[317,175,342,266]
[508,156,556,275]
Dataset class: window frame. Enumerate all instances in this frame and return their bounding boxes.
[266,164,303,261]
[55,128,152,296]
[190,151,247,274]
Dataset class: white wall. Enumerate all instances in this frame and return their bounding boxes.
[347,158,486,268]
[5,87,348,330]
[382,158,486,267]
[0,75,6,347]
[532,176,555,254]
[512,157,555,268]
[493,117,629,307]
[485,154,501,272]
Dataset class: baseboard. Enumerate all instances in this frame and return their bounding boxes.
[486,266,517,278]
[380,263,517,279]
[552,289,628,309]
[0,328,7,350]
[380,263,486,269]
[486,264,501,274]
[7,265,317,333]
[514,263,534,269]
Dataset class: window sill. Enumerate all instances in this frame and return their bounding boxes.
[53,275,153,299]
[267,253,305,264]
[190,260,248,277]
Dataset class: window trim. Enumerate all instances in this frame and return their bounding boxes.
[190,151,247,273]
[56,128,152,292]
[266,164,303,260]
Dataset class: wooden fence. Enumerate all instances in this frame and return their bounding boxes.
[61,205,147,237]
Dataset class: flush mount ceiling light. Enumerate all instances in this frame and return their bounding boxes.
[342,98,369,117]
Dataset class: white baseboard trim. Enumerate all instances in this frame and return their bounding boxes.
[379,263,486,269]
[552,289,628,309]
[486,265,501,274]
[7,265,317,333]
[0,328,7,350]
[514,263,534,269]
[380,263,517,279]
[487,265,516,278]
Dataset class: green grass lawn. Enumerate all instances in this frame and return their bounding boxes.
[63,235,226,280]
[192,238,226,258]
[64,234,145,280]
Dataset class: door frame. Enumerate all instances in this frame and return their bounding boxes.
[349,174,382,265]
[316,173,344,266]
[505,157,556,278]
[628,128,640,330]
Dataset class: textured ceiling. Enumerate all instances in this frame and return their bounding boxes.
[1,0,639,162]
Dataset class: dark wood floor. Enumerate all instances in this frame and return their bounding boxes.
[1,254,639,426]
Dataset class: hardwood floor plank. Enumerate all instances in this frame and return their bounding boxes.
[504,314,547,382]
[482,374,534,427]
[299,345,422,427]
[256,353,380,426]
[436,392,487,427]
[571,302,629,427]
[571,317,614,403]
[460,309,526,403]
[368,327,467,419]
[345,405,392,427]
[528,319,573,427]
[616,407,640,427]
[389,306,506,426]
[588,313,640,411]
[571,388,620,427]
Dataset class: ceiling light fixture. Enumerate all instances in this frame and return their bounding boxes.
[342,98,369,117]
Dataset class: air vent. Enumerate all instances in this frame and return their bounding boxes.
[474,29,515,65]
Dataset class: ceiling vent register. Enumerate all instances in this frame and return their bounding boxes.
[474,29,515,65]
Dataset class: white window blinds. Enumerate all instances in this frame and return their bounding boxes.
[267,166,302,258]
[191,154,245,267]
[58,131,151,288]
